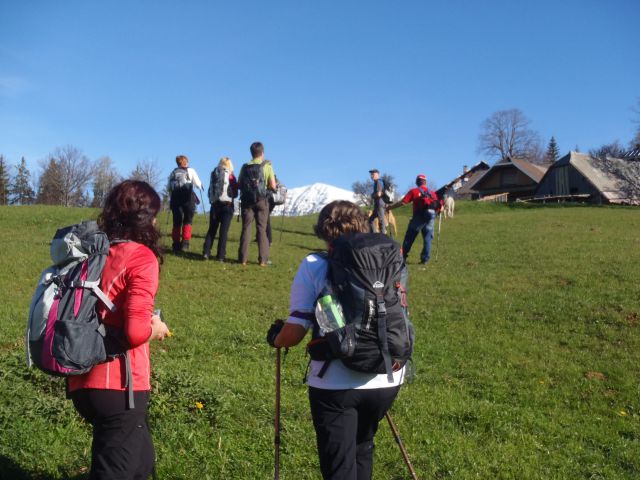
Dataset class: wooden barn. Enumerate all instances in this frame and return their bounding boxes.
[472,157,548,201]
[534,151,640,205]
[436,161,490,200]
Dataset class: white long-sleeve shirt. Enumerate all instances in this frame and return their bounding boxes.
[287,253,406,390]
[167,167,203,193]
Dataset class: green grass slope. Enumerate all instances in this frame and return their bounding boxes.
[0,202,639,479]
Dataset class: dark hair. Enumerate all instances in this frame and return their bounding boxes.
[314,200,369,244]
[250,142,264,158]
[98,180,163,259]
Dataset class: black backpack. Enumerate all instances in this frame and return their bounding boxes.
[239,161,268,205]
[308,233,415,382]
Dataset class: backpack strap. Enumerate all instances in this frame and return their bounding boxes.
[375,291,394,383]
[67,280,116,312]
[124,351,135,409]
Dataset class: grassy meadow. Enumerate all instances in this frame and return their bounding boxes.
[1,201,639,479]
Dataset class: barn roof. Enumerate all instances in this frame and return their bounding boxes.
[455,168,489,195]
[437,161,490,196]
[509,157,548,182]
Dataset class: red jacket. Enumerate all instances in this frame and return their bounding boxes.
[68,242,159,392]
[401,186,441,215]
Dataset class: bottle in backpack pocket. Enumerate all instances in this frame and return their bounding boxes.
[315,295,346,334]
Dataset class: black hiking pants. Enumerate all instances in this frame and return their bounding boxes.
[203,201,234,260]
[72,389,154,480]
[309,385,400,480]
[171,200,195,229]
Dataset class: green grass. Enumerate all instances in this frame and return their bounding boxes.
[1,202,639,479]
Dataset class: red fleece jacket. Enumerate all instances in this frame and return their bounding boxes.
[68,242,159,392]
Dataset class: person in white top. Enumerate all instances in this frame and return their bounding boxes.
[267,200,407,480]
[167,154,203,253]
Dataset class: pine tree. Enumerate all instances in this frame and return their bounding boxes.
[10,157,35,205]
[37,157,65,205]
[545,136,560,164]
[0,155,10,205]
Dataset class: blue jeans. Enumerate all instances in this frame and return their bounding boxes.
[401,210,436,263]
[368,198,386,234]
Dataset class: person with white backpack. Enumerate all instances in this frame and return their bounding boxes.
[203,156,238,261]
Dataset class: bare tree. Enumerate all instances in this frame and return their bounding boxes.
[91,156,122,208]
[55,146,94,207]
[589,141,626,160]
[352,180,371,207]
[478,108,542,163]
[130,158,163,192]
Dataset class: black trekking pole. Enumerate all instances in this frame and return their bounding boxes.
[274,347,282,480]
[385,412,419,480]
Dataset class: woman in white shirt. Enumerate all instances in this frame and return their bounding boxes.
[268,200,407,480]
[167,154,203,253]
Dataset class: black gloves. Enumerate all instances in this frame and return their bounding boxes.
[266,320,285,348]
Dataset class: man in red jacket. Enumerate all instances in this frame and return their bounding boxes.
[388,174,442,265]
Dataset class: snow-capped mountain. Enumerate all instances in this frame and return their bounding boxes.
[273,182,357,216]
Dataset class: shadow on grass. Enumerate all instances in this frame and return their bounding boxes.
[0,455,86,480]
[285,244,325,253]
[277,228,317,237]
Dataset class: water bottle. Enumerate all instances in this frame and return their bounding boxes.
[315,295,346,334]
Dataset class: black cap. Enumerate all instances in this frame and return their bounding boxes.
[369,169,379,174]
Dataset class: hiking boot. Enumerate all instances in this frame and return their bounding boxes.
[182,240,190,251]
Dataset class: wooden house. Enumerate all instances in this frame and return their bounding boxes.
[472,157,548,201]
[534,151,640,205]
[436,161,490,200]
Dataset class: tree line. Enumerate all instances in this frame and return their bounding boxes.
[0,146,164,207]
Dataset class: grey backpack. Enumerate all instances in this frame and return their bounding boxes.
[26,221,135,404]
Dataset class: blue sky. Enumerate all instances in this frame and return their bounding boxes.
[1,0,638,192]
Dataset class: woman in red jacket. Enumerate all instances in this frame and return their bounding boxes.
[68,180,169,480]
